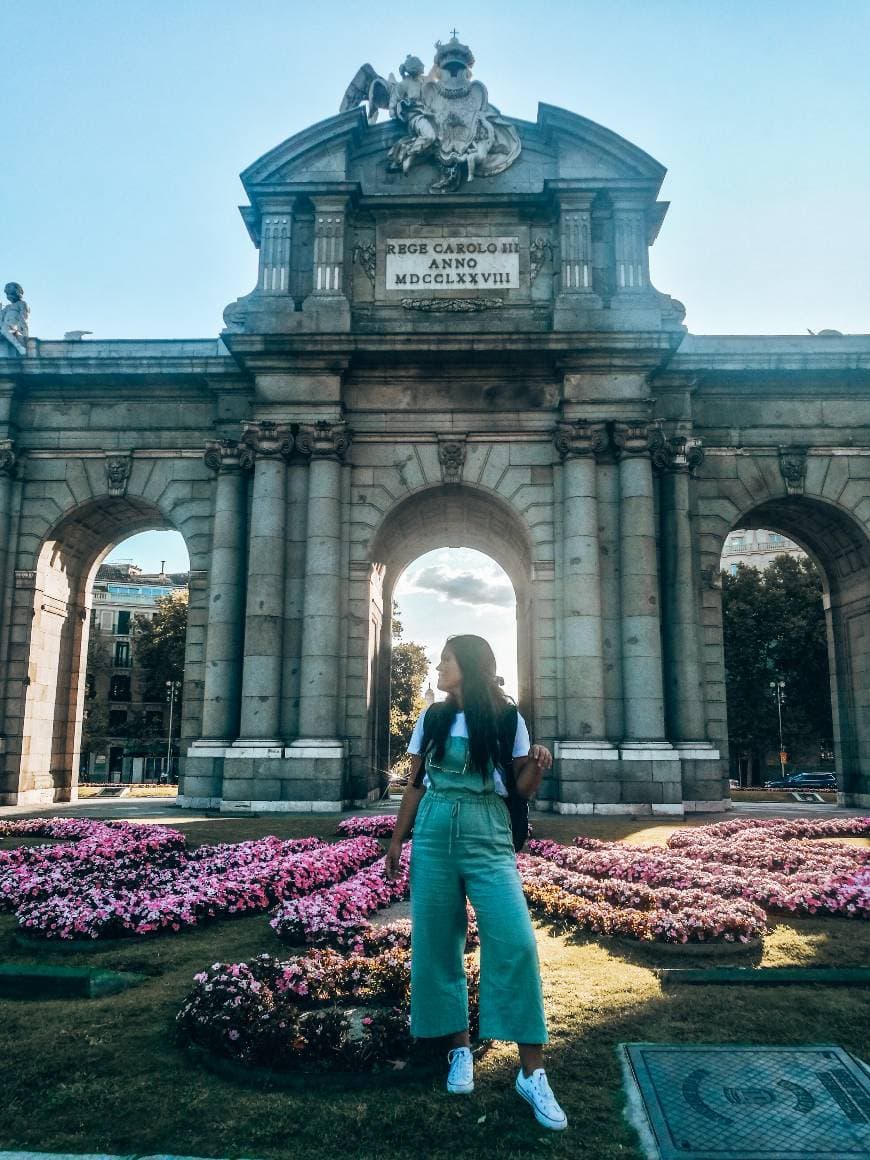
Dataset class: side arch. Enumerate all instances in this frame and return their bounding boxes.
[1,480,210,805]
[698,487,870,803]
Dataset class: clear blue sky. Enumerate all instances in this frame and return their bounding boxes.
[5,1,869,339]
[13,3,869,662]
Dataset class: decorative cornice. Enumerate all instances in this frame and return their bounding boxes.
[554,420,609,461]
[239,421,294,466]
[437,435,467,483]
[296,420,351,462]
[104,452,131,497]
[204,439,251,475]
[779,445,807,496]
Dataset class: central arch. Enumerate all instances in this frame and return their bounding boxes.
[362,484,536,795]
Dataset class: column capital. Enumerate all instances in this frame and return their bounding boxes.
[613,421,655,458]
[0,438,17,478]
[239,421,294,466]
[643,431,705,474]
[296,420,351,462]
[204,439,253,475]
[669,435,705,475]
[554,420,609,461]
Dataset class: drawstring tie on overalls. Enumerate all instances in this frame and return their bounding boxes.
[448,798,462,856]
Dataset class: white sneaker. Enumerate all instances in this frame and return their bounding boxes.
[515,1067,568,1130]
[446,1046,474,1094]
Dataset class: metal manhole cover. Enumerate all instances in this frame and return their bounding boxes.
[619,1044,870,1159]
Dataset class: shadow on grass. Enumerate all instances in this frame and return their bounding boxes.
[1,905,869,1160]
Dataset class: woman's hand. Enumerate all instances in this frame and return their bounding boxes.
[514,745,553,799]
[384,840,403,880]
[528,744,553,771]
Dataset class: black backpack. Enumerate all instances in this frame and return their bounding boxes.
[419,702,530,853]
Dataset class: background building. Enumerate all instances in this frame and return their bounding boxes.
[721,529,804,574]
[82,564,188,782]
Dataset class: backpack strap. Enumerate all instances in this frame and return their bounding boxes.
[411,703,438,788]
[497,704,519,790]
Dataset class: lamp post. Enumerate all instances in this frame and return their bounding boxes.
[165,679,181,781]
[769,678,786,776]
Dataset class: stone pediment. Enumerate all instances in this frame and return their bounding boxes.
[240,103,667,205]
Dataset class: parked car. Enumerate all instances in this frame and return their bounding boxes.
[762,771,838,791]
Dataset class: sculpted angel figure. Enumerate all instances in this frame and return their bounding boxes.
[340,37,521,193]
[0,283,29,356]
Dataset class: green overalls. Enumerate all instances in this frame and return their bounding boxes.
[409,734,549,1044]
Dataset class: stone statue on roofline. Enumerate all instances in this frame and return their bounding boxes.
[340,36,521,193]
[0,283,29,356]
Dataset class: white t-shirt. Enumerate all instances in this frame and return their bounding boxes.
[407,707,531,798]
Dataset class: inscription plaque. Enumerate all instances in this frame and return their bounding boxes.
[385,236,520,291]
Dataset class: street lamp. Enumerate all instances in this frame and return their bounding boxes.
[769,678,786,776]
[165,679,181,781]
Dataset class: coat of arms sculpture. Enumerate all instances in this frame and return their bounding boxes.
[341,36,521,193]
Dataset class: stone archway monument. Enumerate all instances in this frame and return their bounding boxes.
[1,36,868,811]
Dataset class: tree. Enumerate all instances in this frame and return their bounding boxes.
[133,594,187,704]
[722,554,833,780]
[389,602,429,762]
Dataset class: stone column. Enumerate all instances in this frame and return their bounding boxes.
[237,421,292,741]
[296,421,350,739]
[660,437,709,743]
[613,423,669,744]
[258,199,295,295]
[554,421,608,741]
[280,459,309,739]
[200,440,250,740]
[596,451,624,743]
[0,440,17,651]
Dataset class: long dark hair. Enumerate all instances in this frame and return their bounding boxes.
[426,635,512,776]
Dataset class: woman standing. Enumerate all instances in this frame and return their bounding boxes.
[385,634,567,1131]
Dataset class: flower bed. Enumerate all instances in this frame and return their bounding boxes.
[335,816,397,839]
[518,854,767,944]
[270,847,412,948]
[176,946,481,1072]
[1,819,384,941]
[520,815,870,944]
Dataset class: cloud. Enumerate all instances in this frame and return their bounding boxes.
[399,562,515,609]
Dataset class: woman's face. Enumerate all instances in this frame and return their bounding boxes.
[436,646,463,695]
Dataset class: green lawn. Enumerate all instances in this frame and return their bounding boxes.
[1,815,868,1160]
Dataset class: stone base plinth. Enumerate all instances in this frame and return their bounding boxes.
[182,740,229,803]
[555,741,683,813]
[677,745,726,807]
[180,738,348,810]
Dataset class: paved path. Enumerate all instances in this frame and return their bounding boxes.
[0,795,866,823]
